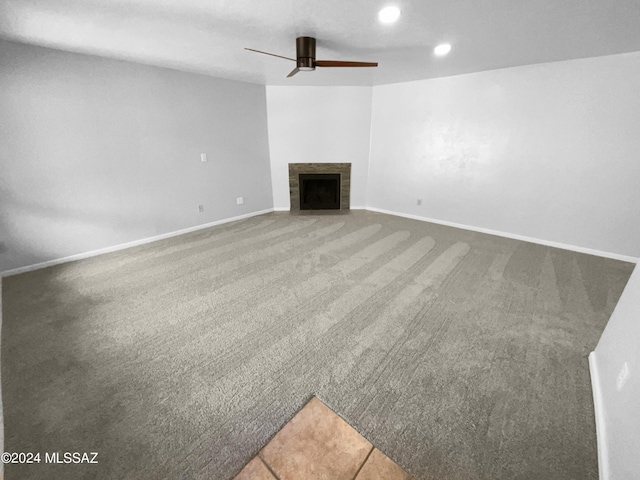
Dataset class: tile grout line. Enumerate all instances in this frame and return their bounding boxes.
[258,453,282,480]
[350,446,375,480]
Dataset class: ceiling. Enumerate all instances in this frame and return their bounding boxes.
[1,0,640,86]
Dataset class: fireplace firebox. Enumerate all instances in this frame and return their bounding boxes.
[299,174,341,210]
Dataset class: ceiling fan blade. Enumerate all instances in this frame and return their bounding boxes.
[315,60,378,68]
[244,48,295,62]
[286,67,300,78]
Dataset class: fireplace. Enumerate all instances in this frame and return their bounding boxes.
[300,174,341,210]
[288,163,351,211]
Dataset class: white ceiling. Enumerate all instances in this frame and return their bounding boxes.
[1,0,640,86]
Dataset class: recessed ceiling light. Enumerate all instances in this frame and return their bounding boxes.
[434,43,452,56]
[378,6,401,24]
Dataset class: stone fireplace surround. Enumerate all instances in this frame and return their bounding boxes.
[288,163,351,210]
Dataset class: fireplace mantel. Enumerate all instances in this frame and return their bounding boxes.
[288,163,351,210]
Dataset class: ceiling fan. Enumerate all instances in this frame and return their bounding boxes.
[245,37,378,78]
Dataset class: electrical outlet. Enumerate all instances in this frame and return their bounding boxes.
[236,197,244,205]
[198,205,204,213]
[200,153,207,162]
[417,198,423,206]
[0,241,7,254]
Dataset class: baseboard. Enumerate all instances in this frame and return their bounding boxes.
[272,206,367,211]
[589,352,609,480]
[0,209,274,277]
[365,207,639,264]
[3,206,636,277]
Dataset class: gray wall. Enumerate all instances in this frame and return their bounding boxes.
[0,39,273,273]
[367,52,640,259]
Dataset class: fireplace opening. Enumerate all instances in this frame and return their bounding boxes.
[299,173,341,210]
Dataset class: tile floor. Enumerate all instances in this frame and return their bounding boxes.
[234,397,413,480]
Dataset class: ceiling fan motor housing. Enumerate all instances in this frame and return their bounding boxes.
[296,36,316,71]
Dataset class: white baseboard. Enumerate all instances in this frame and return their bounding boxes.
[589,352,609,480]
[3,206,636,277]
[272,206,367,211]
[365,207,639,264]
[0,209,274,277]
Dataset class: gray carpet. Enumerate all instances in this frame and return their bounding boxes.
[1,210,634,480]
